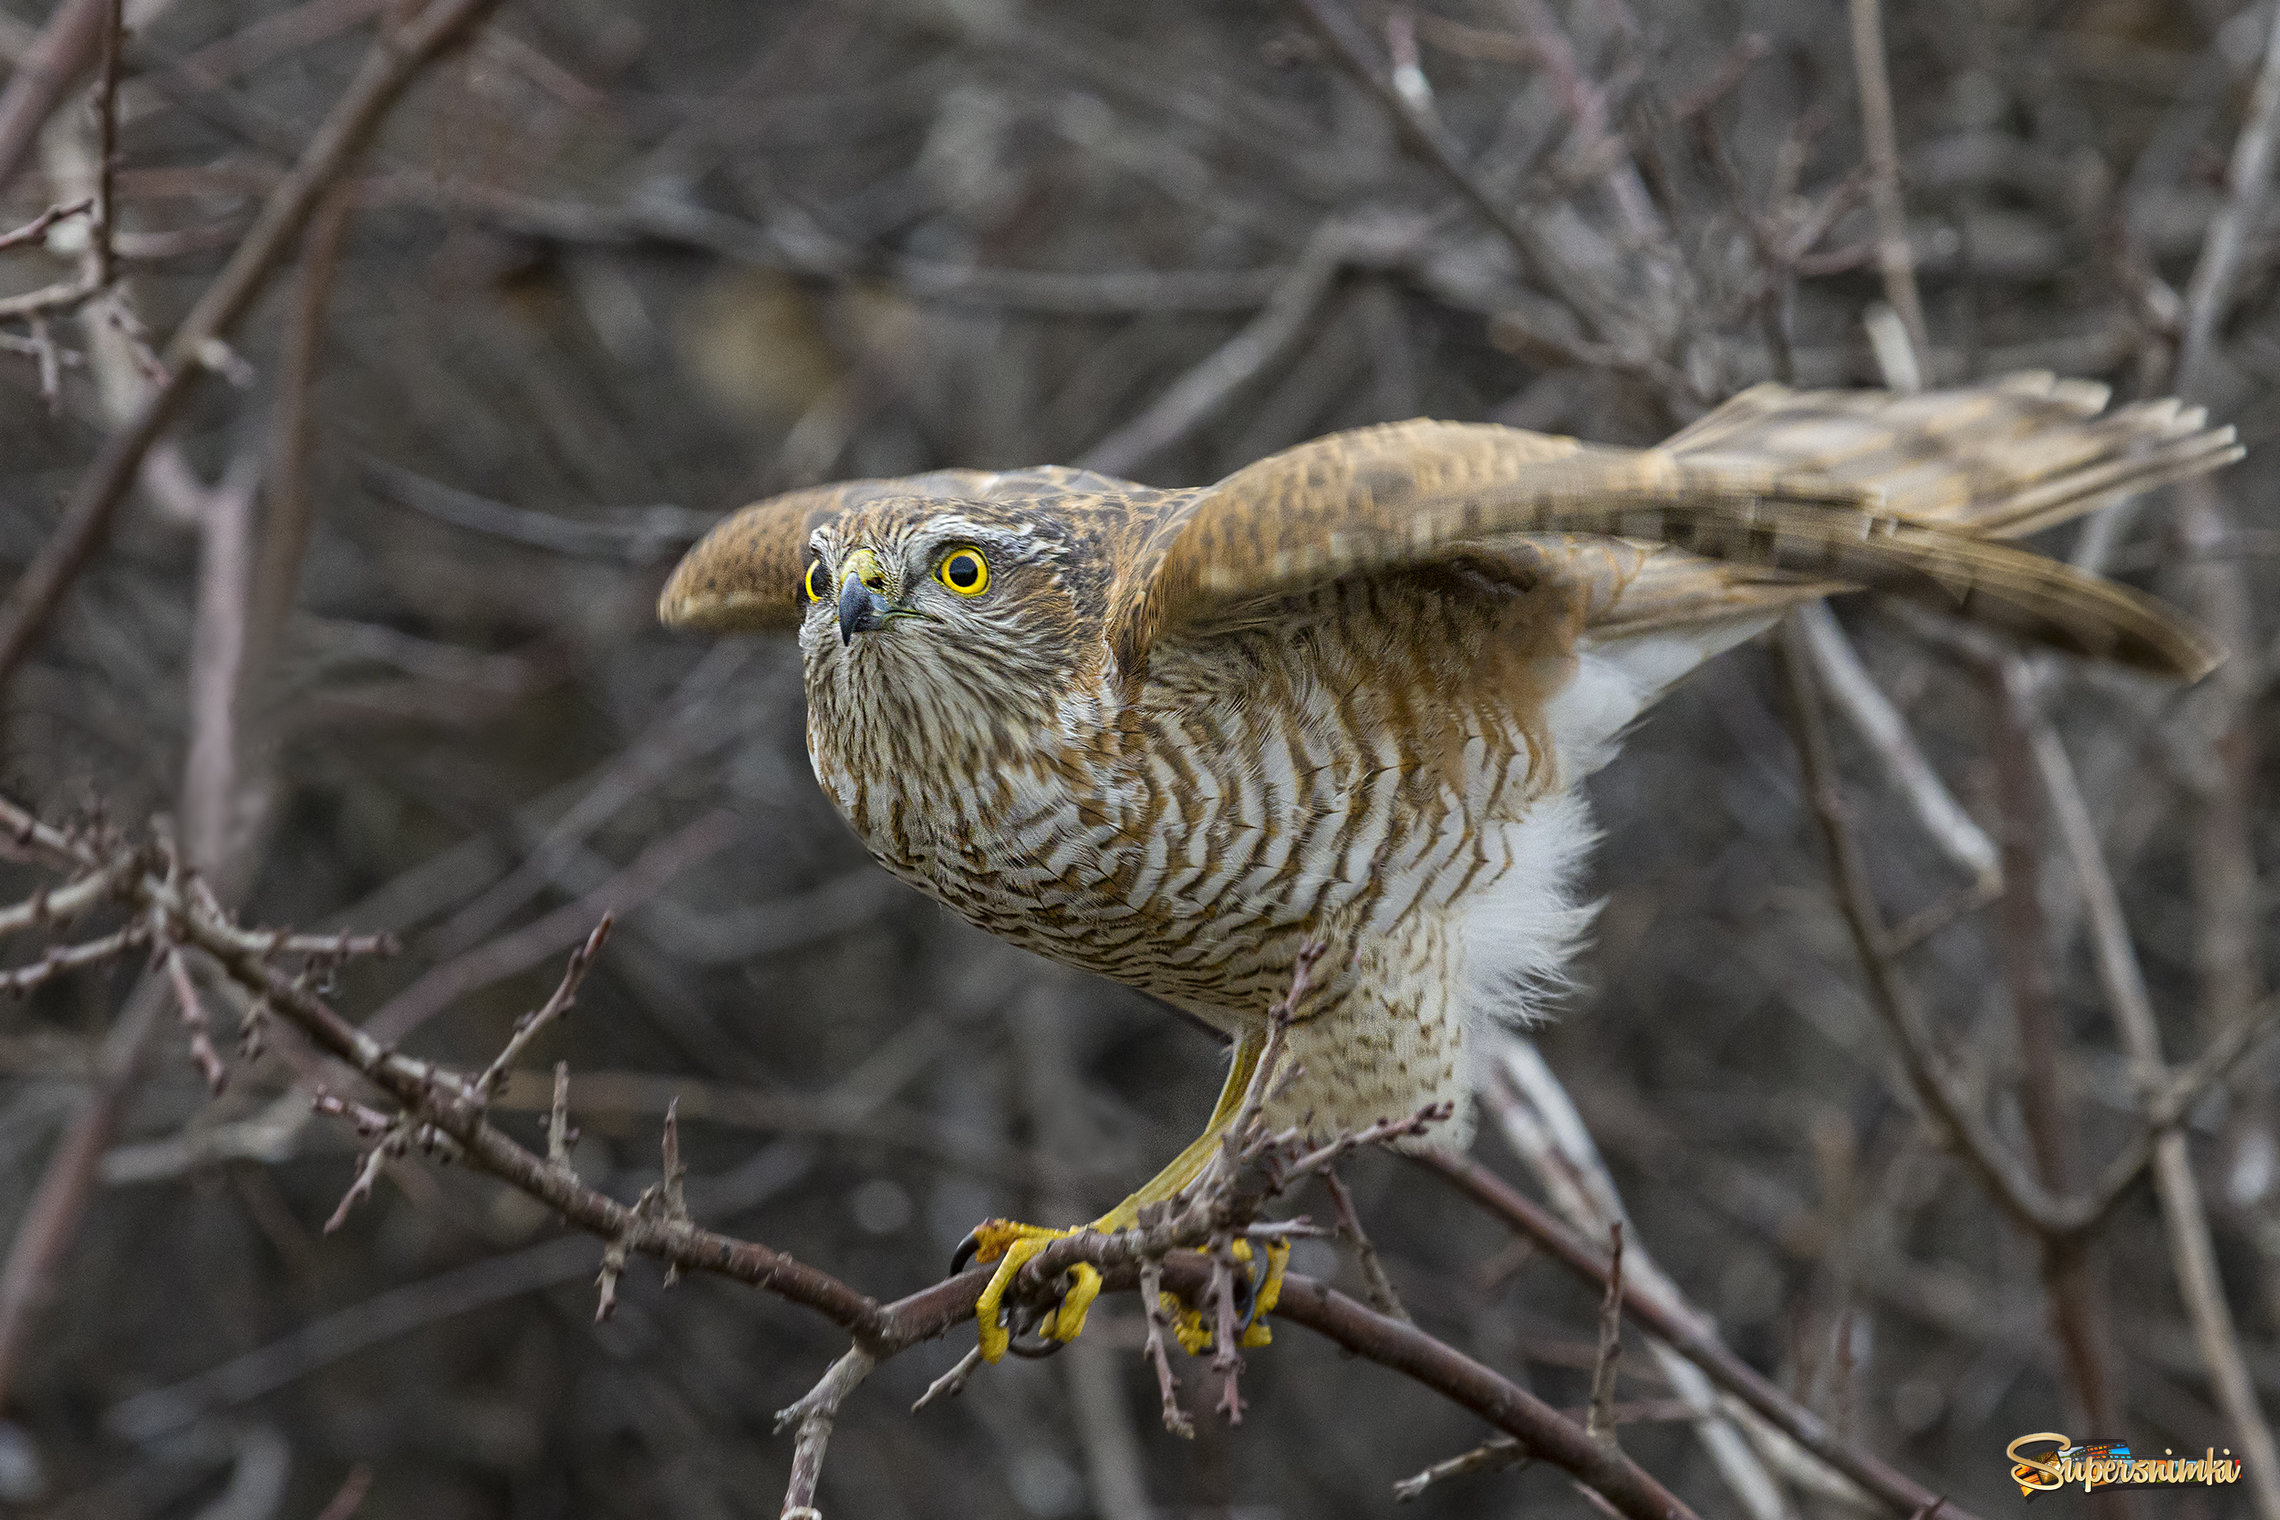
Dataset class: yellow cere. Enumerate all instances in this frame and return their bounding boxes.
[937,547,989,596]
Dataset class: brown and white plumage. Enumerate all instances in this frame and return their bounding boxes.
[661,374,2235,1155]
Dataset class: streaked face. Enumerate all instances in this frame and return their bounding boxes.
[798,503,1093,766]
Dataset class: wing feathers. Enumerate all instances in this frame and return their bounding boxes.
[1114,379,2233,680]
[1665,372,2240,536]
[659,376,2236,683]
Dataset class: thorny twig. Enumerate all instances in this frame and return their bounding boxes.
[0,831,1679,1520]
[477,913,613,1098]
[1135,1227,1194,1438]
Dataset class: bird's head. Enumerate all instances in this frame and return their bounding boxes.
[663,491,1114,766]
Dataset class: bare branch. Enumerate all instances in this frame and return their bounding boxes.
[1795,605,1998,890]
[774,1346,876,1519]
[1394,1434,1527,1503]
[476,914,614,1098]
[0,0,513,691]
[0,197,92,253]
[1322,1168,1408,1322]
[1137,1248,1193,1438]
[1846,0,1930,376]
[1586,1222,1625,1450]
[162,943,227,1094]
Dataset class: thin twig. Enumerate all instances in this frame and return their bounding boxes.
[1586,1222,1624,1450]
[1846,0,1930,375]
[163,942,227,1093]
[2175,1,2280,401]
[1772,618,2102,1239]
[1394,1434,1528,1502]
[1795,605,1997,890]
[774,1346,876,1519]
[1986,661,2127,1450]
[546,1060,574,1167]
[87,0,120,295]
[1137,1252,1193,1438]
[1321,1168,1409,1322]
[910,1346,983,1413]
[1077,217,1419,478]
[0,197,92,252]
[367,814,732,1043]
[476,913,613,1097]
[0,924,147,992]
[0,0,109,197]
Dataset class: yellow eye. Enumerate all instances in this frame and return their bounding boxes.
[803,557,827,603]
[936,547,989,596]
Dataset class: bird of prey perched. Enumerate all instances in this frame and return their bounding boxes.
[659,373,2235,1360]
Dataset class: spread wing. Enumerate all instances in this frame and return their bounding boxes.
[660,466,1143,631]
[1107,375,2235,680]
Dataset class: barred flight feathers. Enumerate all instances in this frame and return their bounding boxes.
[1663,371,2241,539]
[1103,378,2232,680]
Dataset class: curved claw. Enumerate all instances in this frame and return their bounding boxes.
[1158,1238,1293,1354]
[1242,1238,1290,1348]
[1228,1252,1259,1326]
[1005,1325,1071,1359]
[949,1229,984,1277]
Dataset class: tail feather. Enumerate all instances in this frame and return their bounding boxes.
[1540,375,2238,771]
[1661,371,2240,537]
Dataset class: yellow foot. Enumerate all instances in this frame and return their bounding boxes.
[955,1219,1104,1363]
[1163,1238,1290,1354]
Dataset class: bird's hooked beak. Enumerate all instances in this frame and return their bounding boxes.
[837,547,892,647]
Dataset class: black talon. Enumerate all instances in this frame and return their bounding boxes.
[1002,1269,1080,1357]
[950,1230,983,1276]
[1230,1252,1263,1332]
[1006,1326,1071,1359]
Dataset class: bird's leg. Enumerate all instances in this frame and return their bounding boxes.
[959,1029,1280,1363]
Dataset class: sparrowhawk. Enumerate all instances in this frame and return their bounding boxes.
[660,374,2235,1359]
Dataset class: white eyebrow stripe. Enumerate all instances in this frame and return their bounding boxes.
[916,514,1040,544]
